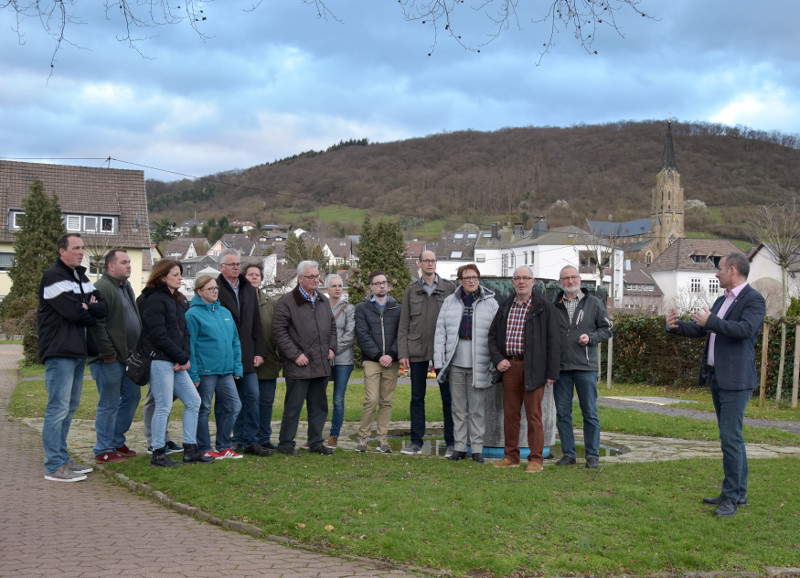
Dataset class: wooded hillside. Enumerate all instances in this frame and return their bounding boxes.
[146,120,800,240]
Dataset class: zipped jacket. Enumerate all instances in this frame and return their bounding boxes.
[331,299,356,366]
[397,276,455,362]
[553,289,613,371]
[88,271,140,363]
[138,283,190,365]
[355,295,401,362]
[37,259,107,362]
[217,273,266,373]
[185,294,243,383]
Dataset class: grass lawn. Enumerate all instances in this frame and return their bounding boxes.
[10,366,800,576]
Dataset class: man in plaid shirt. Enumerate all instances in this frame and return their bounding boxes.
[488,266,560,473]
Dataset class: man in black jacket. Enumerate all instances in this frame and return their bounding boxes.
[217,249,270,457]
[488,266,560,473]
[354,271,402,453]
[38,233,108,482]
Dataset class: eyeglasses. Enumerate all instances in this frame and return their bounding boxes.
[202,286,219,292]
[420,259,437,264]
[222,262,241,268]
[370,280,388,286]
[559,275,580,282]
[460,276,479,282]
[302,274,320,280]
[512,276,533,282]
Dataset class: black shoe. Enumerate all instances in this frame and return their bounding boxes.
[309,444,334,455]
[278,445,298,455]
[244,443,273,457]
[183,443,215,464]
[151,448,183,468]
[164,440,184,454]
[262,440,278,450]
[471,452,484,463]
[703,494,748,507]
[447,450,467,461]
[714,497,738,517]
[556,455,577,466]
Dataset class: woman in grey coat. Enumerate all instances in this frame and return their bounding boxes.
[326,274,355,448]
[433,264,498,463]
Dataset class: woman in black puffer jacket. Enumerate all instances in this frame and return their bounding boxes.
[139,259,211,467]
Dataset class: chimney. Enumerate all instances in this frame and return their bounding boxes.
[491,222,499,240]
[531,215,548,239]
[513,223,524,237]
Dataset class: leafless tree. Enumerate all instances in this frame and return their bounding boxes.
[4,0,654,70]
[748,199,800,400]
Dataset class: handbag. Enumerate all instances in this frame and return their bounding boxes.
[125,334,156,386]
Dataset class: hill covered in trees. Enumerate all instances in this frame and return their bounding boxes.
[146,120,800,240]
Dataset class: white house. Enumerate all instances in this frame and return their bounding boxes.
[748,243,800,316]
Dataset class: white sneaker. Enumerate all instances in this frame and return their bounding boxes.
[68,461,93,474]
[376,442,392,454]
[45,464,87,482]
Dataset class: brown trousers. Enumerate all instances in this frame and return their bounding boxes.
[502,359,545,464]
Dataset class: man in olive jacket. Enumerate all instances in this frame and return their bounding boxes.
[273,261,337,455]
[398,251,456,455]
[216,249,269,457]
[88,250,142,464]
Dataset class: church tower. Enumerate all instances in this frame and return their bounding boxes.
[647,121,684,263]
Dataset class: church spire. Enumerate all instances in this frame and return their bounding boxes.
[662,120,677,170]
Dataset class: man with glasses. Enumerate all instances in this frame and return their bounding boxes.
[398,251,456,456]
[273,260,337,455]
[488,266,560,473]
[553,265,613,469]
[354,271,402,453]
[217,248,271,457]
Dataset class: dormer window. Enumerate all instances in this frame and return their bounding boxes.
[63,214,117,234]
[9,211,25,230]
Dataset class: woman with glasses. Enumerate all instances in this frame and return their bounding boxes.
[139,259,210,467]
[433,264,498,462]
[186,275,244,460]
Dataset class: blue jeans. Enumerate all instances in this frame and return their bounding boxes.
[278,376,329,450]
[257,378,277,446]
[196,374,242,452]
[150,360,200,450]
[232,372,260,447]
[711,375,753,501]
[42,358,85,474]
[329,364,353,437]
[554,370,600,459]
[409,361,453,447]
[90,360,141,456]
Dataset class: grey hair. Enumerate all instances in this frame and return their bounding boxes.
[297,260,319,276]
[327,273,343,285]
[559,264,579,278]
[220,248,241,262]
[723,252,750,278]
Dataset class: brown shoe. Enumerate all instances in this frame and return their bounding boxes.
[493,457,519,468]
[301,442,309,449]
[525,461,543,473]
[327,435,338,448]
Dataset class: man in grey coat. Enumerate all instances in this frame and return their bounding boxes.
[553,265,613,469]
[273,261,337,455]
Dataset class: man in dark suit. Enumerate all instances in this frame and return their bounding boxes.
[666,252,766,517]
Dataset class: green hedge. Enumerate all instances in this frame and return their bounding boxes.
[609,314,797,400]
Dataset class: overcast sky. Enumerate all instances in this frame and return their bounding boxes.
[2,0,799,182]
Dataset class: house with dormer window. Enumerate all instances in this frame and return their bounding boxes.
[0,160,152,296]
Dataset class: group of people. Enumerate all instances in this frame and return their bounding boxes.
[37,234,764,517]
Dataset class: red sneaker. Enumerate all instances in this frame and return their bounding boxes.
[216,448,243,459]
[115,445,137,457]
[96,451,126,463]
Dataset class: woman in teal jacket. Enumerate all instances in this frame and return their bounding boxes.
[186,275,244,460]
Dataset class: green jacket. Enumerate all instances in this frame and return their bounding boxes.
[256,289,281,380]
[88,271,141,363]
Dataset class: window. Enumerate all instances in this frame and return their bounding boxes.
[709,278,720,294]
[454,233,464,239]
[84,216,97,232]
[690,255,706,264]
[476,253,485,263]
[450,251,462,259]
[101,217,115,233]
[0,253,14,271]
[690,277,701,293]
[9,211,25,230]
[66,215,81,231]
[88,256,102,275]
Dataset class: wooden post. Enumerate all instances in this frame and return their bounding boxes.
[759,322,770,406]
[606,336,613,389]
[792,323,799,409]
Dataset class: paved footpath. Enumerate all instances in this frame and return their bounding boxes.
[0,344,421,578]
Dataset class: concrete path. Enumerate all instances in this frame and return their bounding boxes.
[0,344,421,578]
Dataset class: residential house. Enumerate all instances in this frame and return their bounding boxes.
[0,160,151,294]
[433,225,480,280]
[619,261,663,313]
[208,233,258,257]
[648,238,741,313]
[748,243,800,317]
[162,237,209,260]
